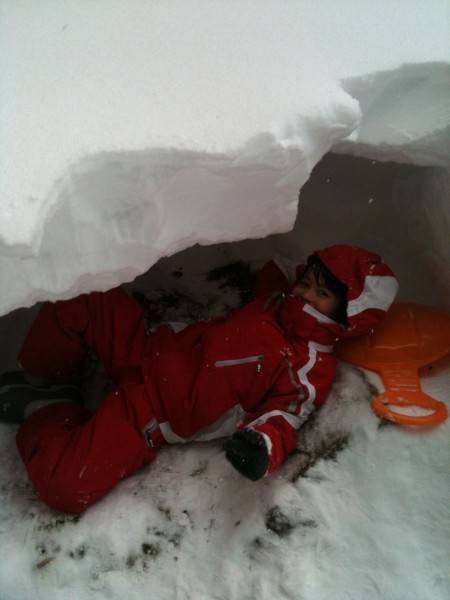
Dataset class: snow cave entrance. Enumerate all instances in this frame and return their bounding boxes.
[131,151,448,314]
[0,151,448,377]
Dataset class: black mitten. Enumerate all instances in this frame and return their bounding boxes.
[223,428,269,481]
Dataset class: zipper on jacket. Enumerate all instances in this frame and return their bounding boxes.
[215,354,265,373]
[143,417,160,448]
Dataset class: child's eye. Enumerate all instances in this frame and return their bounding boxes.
[299,279,310,288]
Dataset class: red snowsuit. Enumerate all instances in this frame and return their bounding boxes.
[16,245,398,513]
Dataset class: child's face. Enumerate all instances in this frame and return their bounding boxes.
[292,270,342,320]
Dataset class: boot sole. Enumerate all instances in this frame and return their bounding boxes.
[0,383,83,424]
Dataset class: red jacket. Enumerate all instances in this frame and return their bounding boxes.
[142,245,399,476]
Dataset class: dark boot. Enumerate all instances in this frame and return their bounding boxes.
[0,371,83,424]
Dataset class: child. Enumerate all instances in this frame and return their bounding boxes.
[0,244,399,513]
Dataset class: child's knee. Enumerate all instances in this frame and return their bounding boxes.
[19,299,89,382]
[35,471,102,514]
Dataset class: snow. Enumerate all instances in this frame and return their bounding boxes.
[1,0,449,315]
[334,62,450,166]
[1,1,450,599]
[0,272,449,600]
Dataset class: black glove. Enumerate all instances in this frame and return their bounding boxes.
[223,428,269,481]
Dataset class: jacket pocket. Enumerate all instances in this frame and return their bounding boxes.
[215,354,265,373]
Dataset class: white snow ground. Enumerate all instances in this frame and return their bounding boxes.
[0,269,449,600]
[1,2,450,599]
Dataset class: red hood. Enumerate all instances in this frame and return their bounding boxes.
[311,244,399,339]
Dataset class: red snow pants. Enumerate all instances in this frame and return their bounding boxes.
[16,287,162,513]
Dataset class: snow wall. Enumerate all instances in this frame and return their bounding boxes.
[1,2,449,324]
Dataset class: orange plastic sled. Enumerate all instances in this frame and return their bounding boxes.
[335,302,450,427]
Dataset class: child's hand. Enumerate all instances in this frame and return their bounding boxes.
[223,428,269,481]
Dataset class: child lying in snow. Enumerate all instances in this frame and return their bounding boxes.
[0,244,398,513]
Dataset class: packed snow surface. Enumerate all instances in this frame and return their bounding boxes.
[0,272,449,600]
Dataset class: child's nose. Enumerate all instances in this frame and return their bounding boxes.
[302,288,314,303]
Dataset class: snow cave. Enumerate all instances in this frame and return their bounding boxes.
[0,3,449,600]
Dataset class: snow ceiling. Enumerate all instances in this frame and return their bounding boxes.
[1,1,449,317]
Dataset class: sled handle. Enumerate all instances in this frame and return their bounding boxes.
[372,367,448,426]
